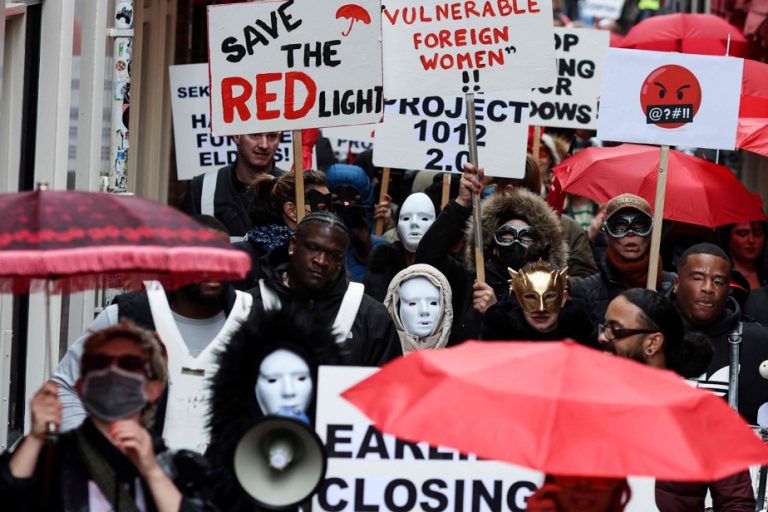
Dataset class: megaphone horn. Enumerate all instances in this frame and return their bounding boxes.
[234,415,327,510]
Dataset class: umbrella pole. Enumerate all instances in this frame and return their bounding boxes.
[441,173,451,209]
[465,92,485,283]
[44,281,58,439]
[374,167,391,236]
[646,145,669,291]
[292,130,305,222]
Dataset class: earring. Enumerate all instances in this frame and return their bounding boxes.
[645,348,654,356]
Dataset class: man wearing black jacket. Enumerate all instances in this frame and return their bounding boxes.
[249,211,401,366]
[674,243,768,426]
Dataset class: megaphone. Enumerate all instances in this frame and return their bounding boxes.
[234,415,327,510]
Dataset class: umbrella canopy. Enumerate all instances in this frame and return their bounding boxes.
[620,13,750,56]
[736,59,768,156]
[551,144,765,227]
[0,189,250,293]
[343,341,768,481]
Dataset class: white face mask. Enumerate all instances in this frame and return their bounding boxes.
[255,349,313,416]
[398,276,442,338]
[397,193,436,253]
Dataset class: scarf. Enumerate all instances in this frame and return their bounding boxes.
[384,264,453,353]
[606,244,662,289]
[245,224,294,253]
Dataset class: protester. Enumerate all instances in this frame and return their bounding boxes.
[672,243,768,426]
[366,192,436,301]
[235,170,331,289]
[206,309,340,511]
[182,131,286,238]
[493,154,597,278]
[482,259,595,346]
[570,193,675,332]
[720,220,768,323]
[54,216,253,452]
[0,321,214,511]
[526,474,631,512]
[417,163,567,344]
[599,288,755,511]
[249,211,401,365]
[325,163,391,282]
[384,264,453,353]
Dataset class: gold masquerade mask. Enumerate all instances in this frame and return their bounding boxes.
[507,259,568,314]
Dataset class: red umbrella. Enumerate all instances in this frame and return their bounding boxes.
[343,341,768,481]
[620,13,750,57]
[551,144,765,227]
[736,59,768,156]
[0,188,250,293]
[608,31,624,48]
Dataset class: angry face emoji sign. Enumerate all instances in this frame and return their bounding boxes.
[639,65,702,129]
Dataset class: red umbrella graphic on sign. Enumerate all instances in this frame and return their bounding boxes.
[336,4,370,37]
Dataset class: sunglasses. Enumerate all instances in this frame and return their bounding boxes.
[598,323,657,342]
[82,353,151,377]
[493,225,537,247]
[603,213,653,238]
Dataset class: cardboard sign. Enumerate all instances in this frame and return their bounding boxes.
[169,64,296,179]
[372,95,530,178]
[207,0,383,135]
[597,49,743,149]
[582,0,625,20]
[529,28,609,130]
[314,366,658,511]
[381,0,556,98]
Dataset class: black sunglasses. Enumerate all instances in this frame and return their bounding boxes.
[82,353,151,377]
[598,323,657,342]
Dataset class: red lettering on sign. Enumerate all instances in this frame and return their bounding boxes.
[255,72,283,120]
[221,77,253,123]
[284,71,317,120]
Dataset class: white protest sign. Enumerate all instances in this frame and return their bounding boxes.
[381,0,556,98]
[169,64,296,179]
[313,366,658,511]
[207,0,383,136]
[373,95,529,178]
[323,125,376,162]
[529,28,609,130]
[597,49,743,149]
[582,0,625,20]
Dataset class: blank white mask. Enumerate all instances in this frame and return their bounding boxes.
[399,276,442,337]
[397,193,436,253]
[255,349,313,416]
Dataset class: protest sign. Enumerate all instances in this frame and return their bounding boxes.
[323,125,376,162]
[314,366,658,511]
[597,49,743,149]
[372,94,530,178]
[381,0,556,98]
[169,63,296,179]
[529,28,609,130]
[207,0,383,136]
[582,0,625,20]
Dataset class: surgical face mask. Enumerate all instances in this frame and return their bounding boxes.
[508,260,568,314]
[604,213,653,238]
[397,193,436,253]
[398,276,442,338]
[255,349,313,416]
[81,366,148,422]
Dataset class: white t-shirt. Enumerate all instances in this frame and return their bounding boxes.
[171,311,227,358]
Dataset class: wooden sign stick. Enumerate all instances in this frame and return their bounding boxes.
[646,145,669,291]
[293,129,305,222]
[465,92,485,283]
[374,167,391,236]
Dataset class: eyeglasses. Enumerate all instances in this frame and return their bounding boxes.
[81,353,151,376]
[603,213,653,238]
[493,225,537,247]
[598,323,657,342]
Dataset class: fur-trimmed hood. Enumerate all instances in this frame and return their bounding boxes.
[465,189,568,270]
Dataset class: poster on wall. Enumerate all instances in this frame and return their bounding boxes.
[207,0,384,135]
[597,49,743,149]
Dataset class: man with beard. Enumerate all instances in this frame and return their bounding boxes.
[250,211,401,366]
[417,164,567,344]
[570,193,676,334]
[53,216,253,453]
[183,132,286,238]
[673,243,768,426]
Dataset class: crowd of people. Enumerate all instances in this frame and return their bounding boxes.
[2,68,768,512]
